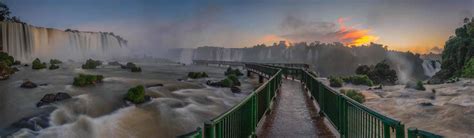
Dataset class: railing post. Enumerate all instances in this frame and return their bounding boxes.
[204,121,215,138]
[259,75,264,83]
[396,124,405,138]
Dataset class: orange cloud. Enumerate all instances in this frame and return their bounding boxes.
[337,17,379,46]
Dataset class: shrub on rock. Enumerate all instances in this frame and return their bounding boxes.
[131,66,142,72]
[125,85,146,104]
[121,62,142,72]
[342,75,374,86]
[73,74,104,87]
[220,78,234,87]
[0,52,14,66]
[49,59,62,64]
[329,76,343,87]
[49,64,59,70]
[81,59,102,69]
[32,58,47,70]
[355,61,397,85]
[188,72,208,79]
[225,67,243,76]
[227,74,240,86]
[341,89,365,103]
[0,61,13,80]
[415,81,426,91]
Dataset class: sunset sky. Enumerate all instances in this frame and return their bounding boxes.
[4,0,474,54]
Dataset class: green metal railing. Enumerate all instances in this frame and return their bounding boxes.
[180,61,443,138]
[180,64,282,138]
[269,65,442,138]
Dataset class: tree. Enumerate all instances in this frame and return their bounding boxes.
[0,4,11,21]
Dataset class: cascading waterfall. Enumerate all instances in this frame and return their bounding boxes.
[421,59,441,77]
[0,22,128,61]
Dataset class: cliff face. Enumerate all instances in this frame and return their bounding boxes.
[171,42,430,83]
[0,22,128,61]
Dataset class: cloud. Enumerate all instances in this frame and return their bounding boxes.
[276,15,378,45]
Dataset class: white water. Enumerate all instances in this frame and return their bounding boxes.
[0,22,128,61]
[421,59,441,77]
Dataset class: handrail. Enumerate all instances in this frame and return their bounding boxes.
[179,63,282,138]
[407,128,443,138]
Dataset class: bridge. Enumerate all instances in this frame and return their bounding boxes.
[180,60,443,138]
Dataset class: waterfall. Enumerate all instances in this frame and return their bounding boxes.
[422,59,441,77]
[0,22,128,61]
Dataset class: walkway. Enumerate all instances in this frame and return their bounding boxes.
[257,80,335,138]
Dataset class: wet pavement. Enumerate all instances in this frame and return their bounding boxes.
[257,80,335,138]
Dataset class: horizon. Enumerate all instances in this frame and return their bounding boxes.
[4,0,473,54]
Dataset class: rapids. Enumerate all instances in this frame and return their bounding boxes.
[0,61,257,138]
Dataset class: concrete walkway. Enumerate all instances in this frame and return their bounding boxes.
[257,80,335,138]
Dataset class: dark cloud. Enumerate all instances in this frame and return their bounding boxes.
[279,15,340,43]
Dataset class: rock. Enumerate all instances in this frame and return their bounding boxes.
[427,77,444,84]
[230,86,241,93]
[11,67,19,72]
[419,102,433,106]
[20,80,38,88]
[36,92,72,107]
[206,80,222,87]
[23,64,29,67]
[0,74,9,80]
[11,112,51,131]
[145,84,163,88]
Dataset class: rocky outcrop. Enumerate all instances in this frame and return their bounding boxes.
[36,92,72,107]
[20,80,37,88]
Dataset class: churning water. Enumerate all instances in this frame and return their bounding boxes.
[0,62,256,138]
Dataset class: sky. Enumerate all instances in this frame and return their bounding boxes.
[3,0,474,54]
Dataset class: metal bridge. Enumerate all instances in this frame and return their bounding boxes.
[180,60,443,138]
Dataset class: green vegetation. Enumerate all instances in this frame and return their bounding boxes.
[131,66,142,72]
[187,72,208,79]
[415,81,426,91]
[81,59,102,69]
[0,61,13,80]
[0,52,15,66]
[225,67,243,76]
[341,75,374,86]
[121,62,142,72]
[32,58,47,70]
[432,17,474,82]
[341,89,365,103]
[226,74,241,86]
[219,78,234,87]
[0,52,16,80]
[50,59,62,64]
[462,58,474,78]
[125,85,146,104]
[49,64,59,70]
[73,74,104,87]
[355,61,397,85]
[329,76,343,87]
